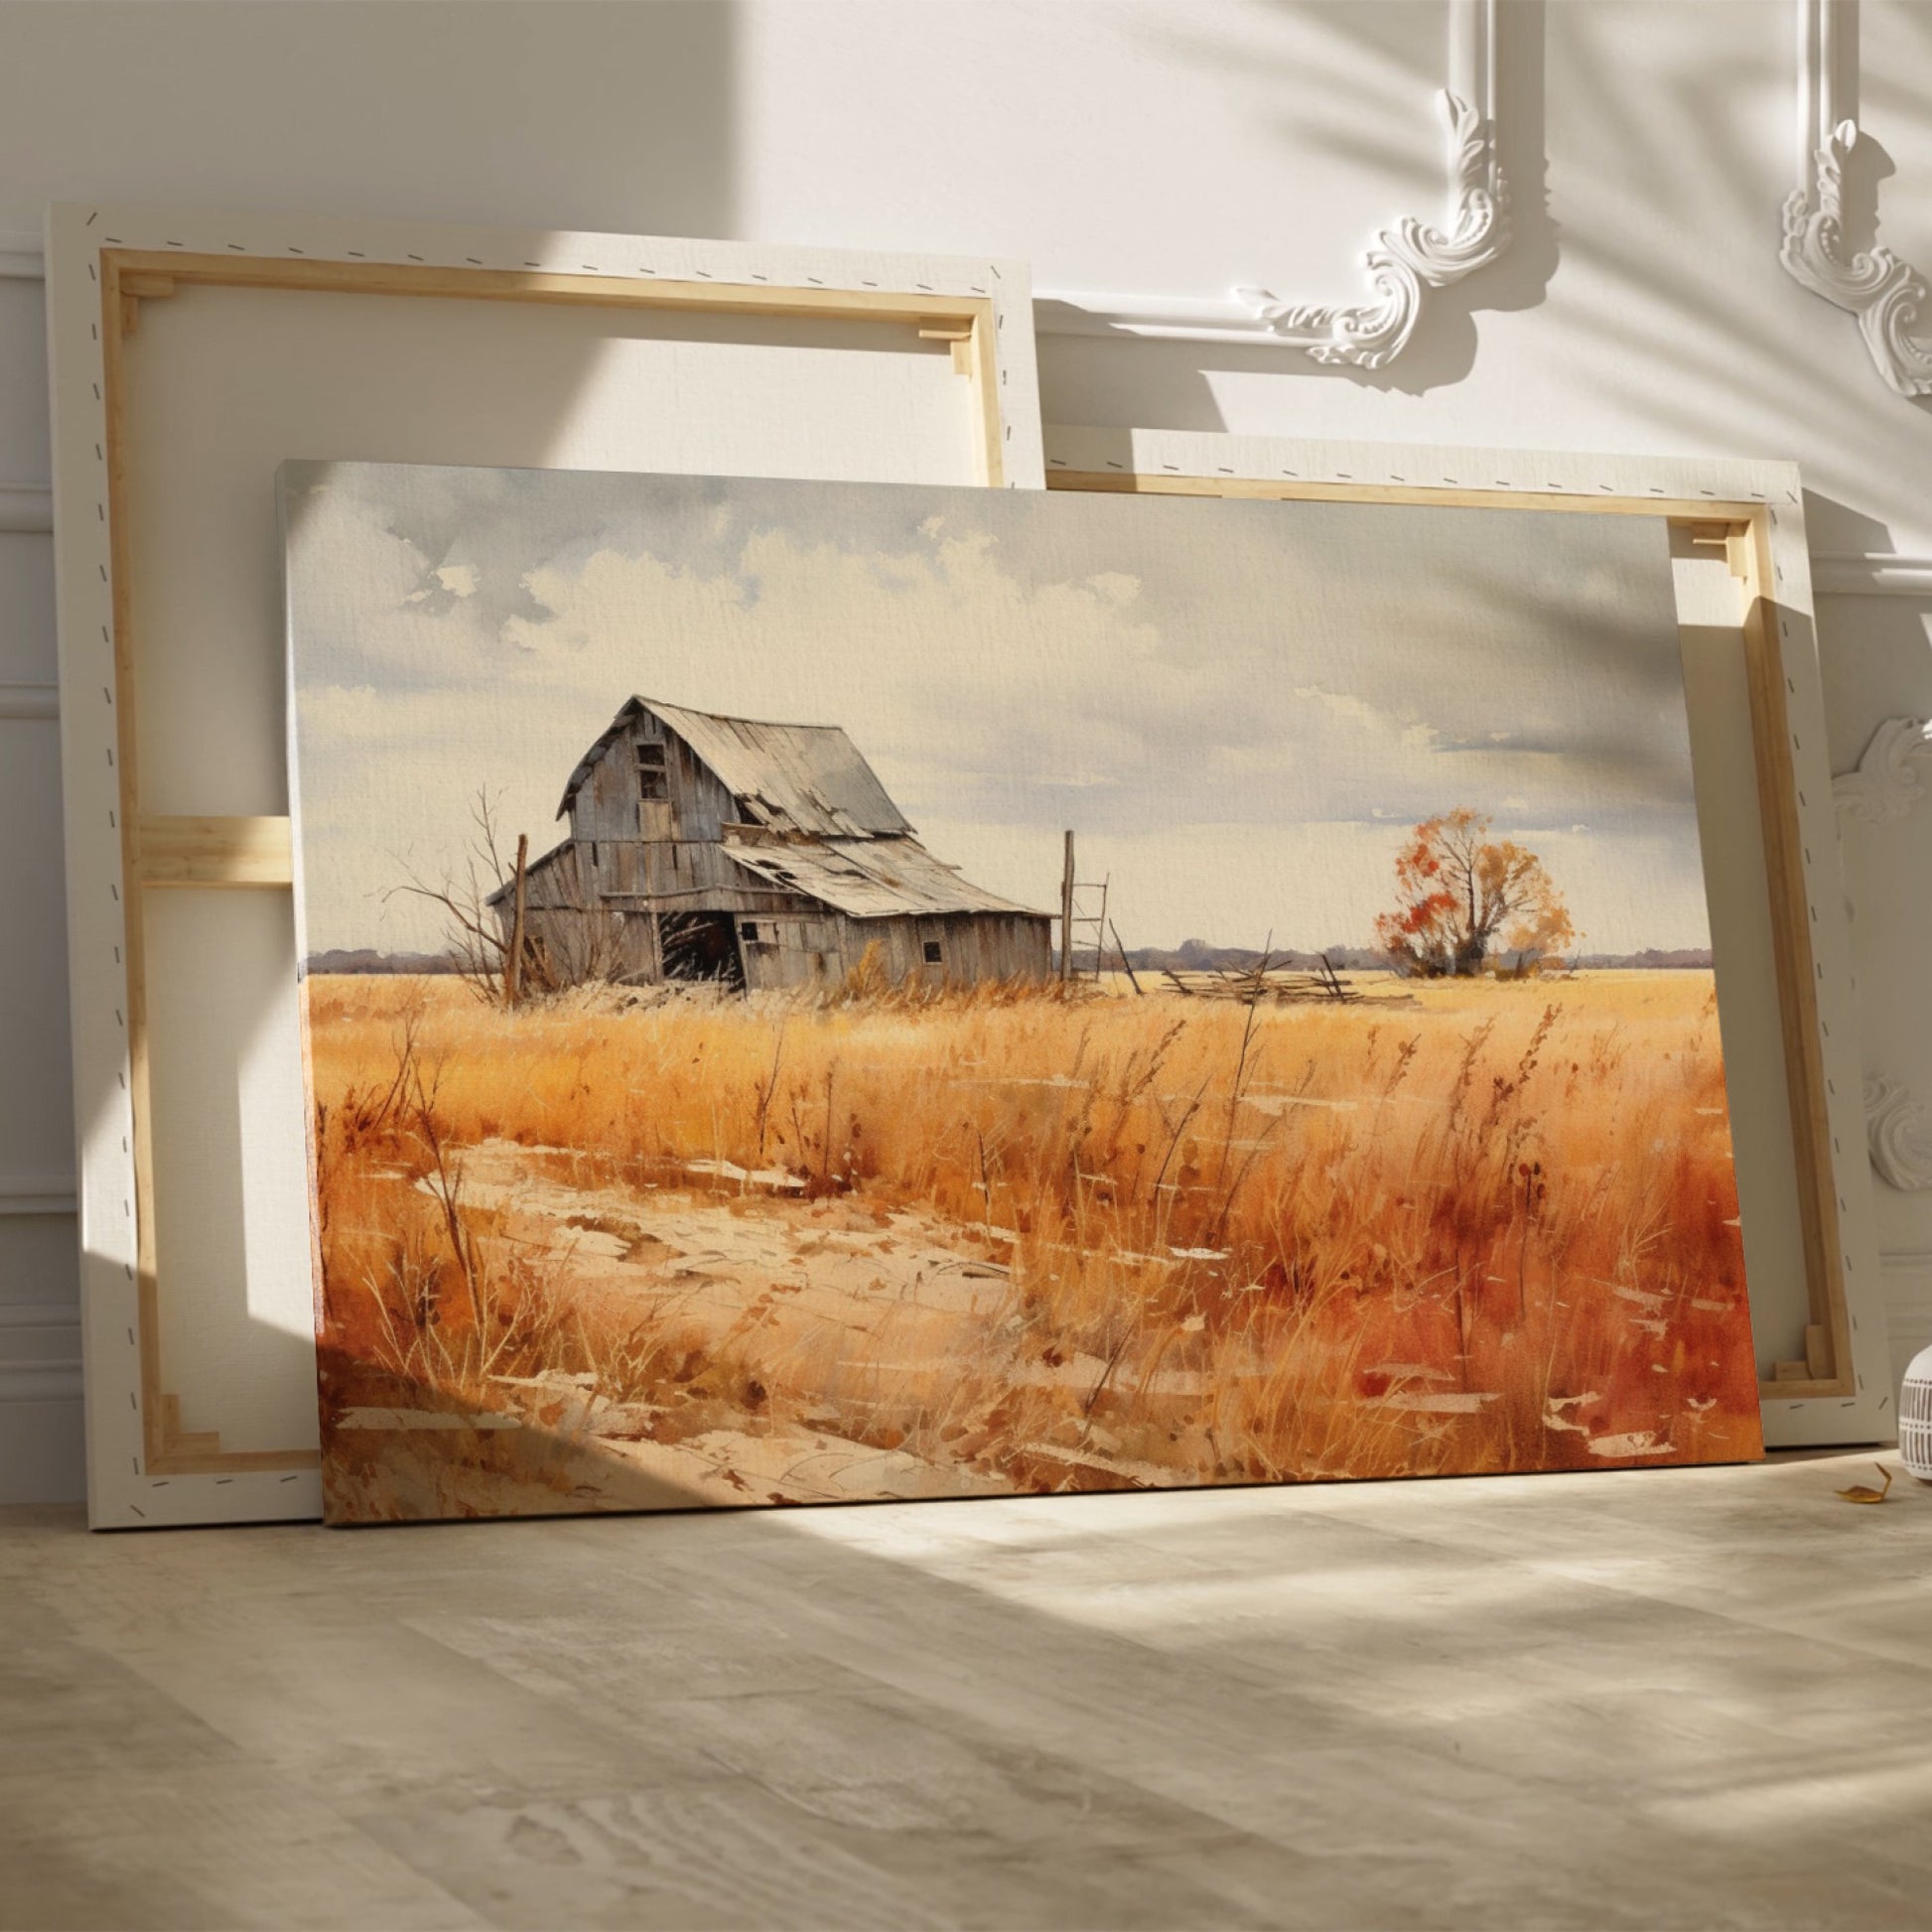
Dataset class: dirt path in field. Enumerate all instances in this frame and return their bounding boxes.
[336,1139,1185,1511]
[455,1135,1020,1355]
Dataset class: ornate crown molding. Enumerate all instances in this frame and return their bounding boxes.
[1035,0,1509,365]
[1833,717,1932,825]
[1864,1075,1932,1191]
[1780,0,1932,398]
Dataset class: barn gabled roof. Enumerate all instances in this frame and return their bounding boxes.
[558,696,912,839]
[723,835,1047,920]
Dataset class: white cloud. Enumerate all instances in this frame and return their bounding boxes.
[285,466,1712,956]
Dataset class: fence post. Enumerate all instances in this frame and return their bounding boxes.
[1059,830,1075,983]
[507,832,528,1008]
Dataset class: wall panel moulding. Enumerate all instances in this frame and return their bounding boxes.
[43,200,1045,1526]
[1034,0,1508,366]
[0,233,42,280]
[1042,421,1896,1448]
[1782,0,1932,398]
[1835,718,1932,1195]
[1809,553,1932,598]
[0,481,54,531]
[0,1174,78,1218]
[0,682,58,722]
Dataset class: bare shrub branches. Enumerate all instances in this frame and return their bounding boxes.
[387,786,626,1008]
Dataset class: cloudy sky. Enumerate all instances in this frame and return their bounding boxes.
[283,461,1710,957]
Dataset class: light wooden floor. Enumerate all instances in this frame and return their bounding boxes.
[4,1450,1930,1931]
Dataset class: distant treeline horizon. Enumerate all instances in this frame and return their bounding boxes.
[303,939,1717,978]
[1072,939,1717,974]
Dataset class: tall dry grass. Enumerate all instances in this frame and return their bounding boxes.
[308,969,1761,1502]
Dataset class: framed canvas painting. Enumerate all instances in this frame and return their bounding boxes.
[284,460,1763,1523]
[1039,424,1891,1452]
[45,201,1041,1527]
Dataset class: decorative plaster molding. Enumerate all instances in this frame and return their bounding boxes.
[1864,1074,1932,1191]
[1781,0,1932,398]
[1833,717,1932,825]
[1782,122,1932,397]
[1035,0,1509,364]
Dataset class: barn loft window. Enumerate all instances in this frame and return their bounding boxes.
[923,940,943,965]
[636,741,667,801]
[740,919,769,944]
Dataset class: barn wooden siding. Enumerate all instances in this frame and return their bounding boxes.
[739,907,1050,991]
[498,698,1051,993]
[517,842,1048,992]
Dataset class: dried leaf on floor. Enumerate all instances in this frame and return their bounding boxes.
[1835,1464,1894,1505]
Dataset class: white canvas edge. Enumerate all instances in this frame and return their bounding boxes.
[46,200,1045,1528]
[1041,424,1892,1451]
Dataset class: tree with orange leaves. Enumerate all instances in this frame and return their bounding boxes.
[1374,807,1576,977]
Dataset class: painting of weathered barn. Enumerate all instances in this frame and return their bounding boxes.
[486,697,1052,993]
[290,460,1765,1526]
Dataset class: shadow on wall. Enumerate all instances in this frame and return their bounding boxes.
[1047,0,1929,448]
[1035,0,1554,418]
[1521,2,1931,444]
[33,0,739,1508]
[0,3,738,241]
[1234,0,1558,396]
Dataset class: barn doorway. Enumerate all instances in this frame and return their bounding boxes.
[658,910,745,988]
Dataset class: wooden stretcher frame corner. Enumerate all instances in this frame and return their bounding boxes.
[46,201,1044,1527]
[1041,424,1890,1451]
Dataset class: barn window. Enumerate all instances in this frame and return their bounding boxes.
[740,919,766,944]
[923,939,943,965]
[636,742,667,801]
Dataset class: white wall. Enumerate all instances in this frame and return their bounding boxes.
[3,0,1928,1502]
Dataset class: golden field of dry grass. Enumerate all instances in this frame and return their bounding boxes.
[306,969,1762,1520]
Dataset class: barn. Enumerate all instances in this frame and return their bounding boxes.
[487,697,1052,993]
